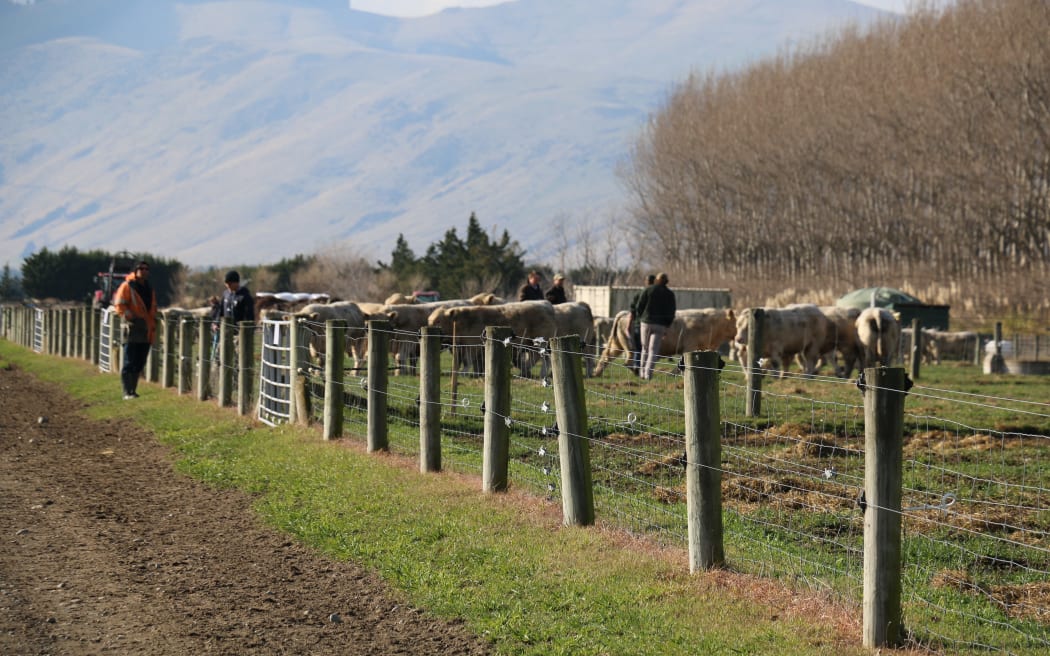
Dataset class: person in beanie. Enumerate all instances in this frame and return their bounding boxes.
[220,270,255,325]
[634,272,676,380]
[112,261,156,399]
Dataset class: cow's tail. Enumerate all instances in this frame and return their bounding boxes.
[871,312,887,363]
[594,312,629,376]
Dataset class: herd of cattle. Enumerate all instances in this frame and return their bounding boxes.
[161,292,980,380]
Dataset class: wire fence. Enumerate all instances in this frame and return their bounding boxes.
[3,303,1048,655]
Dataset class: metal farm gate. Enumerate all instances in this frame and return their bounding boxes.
[98,308,114,373]
[258,318,293,426]
[32,308,44,353]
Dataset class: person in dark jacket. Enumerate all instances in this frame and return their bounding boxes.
[112,261,157,399]
[634,272,676,380]
[545,273,568,305]
[518,270,544,301]
[628,274,656,372]
[220,270,255,324]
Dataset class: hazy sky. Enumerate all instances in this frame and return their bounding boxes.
[350,1,924,18]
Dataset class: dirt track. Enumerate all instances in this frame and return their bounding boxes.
[0,363,490,655]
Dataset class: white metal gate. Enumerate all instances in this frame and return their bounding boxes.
[98,308,114,373]
[258,318,292,426]
[32,308,45,353]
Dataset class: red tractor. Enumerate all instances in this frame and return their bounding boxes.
[92,251,138,309]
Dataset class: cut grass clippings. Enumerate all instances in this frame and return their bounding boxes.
[0,342,878,656]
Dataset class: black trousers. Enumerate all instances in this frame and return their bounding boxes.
[122,342,153,377]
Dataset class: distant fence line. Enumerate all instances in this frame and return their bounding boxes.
[2,302,1048,654]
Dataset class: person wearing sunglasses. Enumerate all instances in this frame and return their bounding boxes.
[112,261,157,399]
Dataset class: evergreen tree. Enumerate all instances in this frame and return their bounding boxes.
[0,263,23,301]
[267,254,314,292]
[378,234,420,282]
[21,247,182,305]
[378,214,528,299]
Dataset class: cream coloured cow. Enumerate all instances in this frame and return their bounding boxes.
[923,329,979,365]
[549,301,597,377]
[734,304,828,378]
[856,307,901,369]
[289,301,373,373]
[814,306,863,378]
[593,308,737,377]
[384,299,472,374]
[384,292,417,305]
[426,300,558,377]
[468,292,507,305]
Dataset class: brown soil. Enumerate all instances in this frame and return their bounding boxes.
[0,364,490,656]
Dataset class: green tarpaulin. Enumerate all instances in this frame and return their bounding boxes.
[835,287,923,309]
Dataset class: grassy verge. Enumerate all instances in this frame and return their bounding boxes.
[0,341,872,656]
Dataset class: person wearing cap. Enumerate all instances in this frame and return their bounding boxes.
[545,273,568,305]
[518,270,544,301]
[112,261,156,399]
[219,270,255,326]
[634,272,676,380]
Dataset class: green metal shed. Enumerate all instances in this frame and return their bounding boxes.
[836,287,950,330]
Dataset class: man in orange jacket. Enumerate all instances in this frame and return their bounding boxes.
[112,261,157,399]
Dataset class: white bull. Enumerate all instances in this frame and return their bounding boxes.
[593,308,737,377]
[734,304,828,378]
[290,301,371,373]
[856,307,901,369]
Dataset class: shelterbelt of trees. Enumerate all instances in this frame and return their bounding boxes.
[621,0,1049,286]
[6,215,558,307]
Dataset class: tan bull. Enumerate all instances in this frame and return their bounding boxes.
[427,301,558,378]
[593,308,737,377]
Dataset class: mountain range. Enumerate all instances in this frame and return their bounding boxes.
[0,0,891,269]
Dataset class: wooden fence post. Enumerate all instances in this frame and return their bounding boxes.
[985,321,1006,374]
[685,350,725,571]
[483,326,513,493]
[218,318,234,407]
[367,320,390,452]
[909,318,921,380]
[324,320,346,440]
[419,327,443,473]
[196,317,210,401]
[64,309,73,357]
[90,308,101,365]
[289,317,305,424]
[110,314,122,373]
[238,321,254,416]
[551,334,594,526]
[178,318,193,394]
[45,309,54,355]
[746,308,766,417]
[80,306,89,360]
[863,366,906,649]
[161,316,175,388]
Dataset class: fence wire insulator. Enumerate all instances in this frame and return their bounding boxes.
[856,370,867,393]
